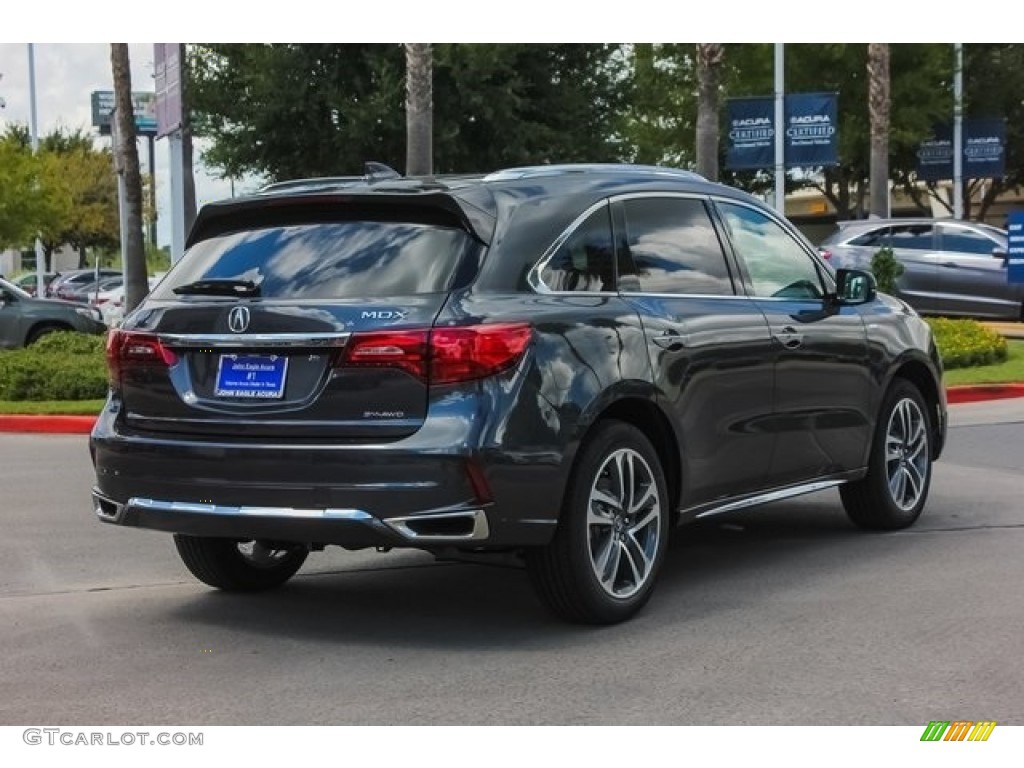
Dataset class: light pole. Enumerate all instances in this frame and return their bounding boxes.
[28,44,46,296]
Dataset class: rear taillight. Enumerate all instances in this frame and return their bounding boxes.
[341,329,430,379]
[340,323,532,385]
[429,324,532,384]
[106,329,178,386]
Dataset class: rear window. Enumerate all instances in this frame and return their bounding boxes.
[152,221,476,300]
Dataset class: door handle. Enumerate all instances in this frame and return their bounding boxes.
[773,326,804,349]
[651,330,685,352]
[941,262,960,269]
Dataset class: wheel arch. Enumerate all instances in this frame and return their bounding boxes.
[884,355,946,460]
[581,395,682,515]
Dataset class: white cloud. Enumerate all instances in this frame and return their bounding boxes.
[0,43,257,250]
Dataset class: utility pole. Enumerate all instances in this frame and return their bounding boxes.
[953,43,964,220]
[773,44,785,215]
[28,45,45,295]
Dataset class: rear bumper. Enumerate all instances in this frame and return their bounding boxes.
[92,490,491,548]
[89,378,568,549]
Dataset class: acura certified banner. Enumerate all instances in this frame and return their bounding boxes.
[1008,210,1024,285]
[725,92,838,170]
[917,119,1007,181]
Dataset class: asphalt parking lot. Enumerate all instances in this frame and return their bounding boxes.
[1,398,1022,725]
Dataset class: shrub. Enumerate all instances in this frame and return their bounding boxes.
[0,331,108,400]
[870,246,904,294]
[926,317,1008,370]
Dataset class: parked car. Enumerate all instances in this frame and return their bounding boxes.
[95,276,157,327]
[11,272,58,297]
[63,274,124,305]
[0,277,107,347]
[49,269,121,301]
[90,164,947,624]
[819,218,1020,320]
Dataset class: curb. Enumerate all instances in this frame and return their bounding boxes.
[945,383,1024,405]
[0,415,97,434]
[2,384,1024,434]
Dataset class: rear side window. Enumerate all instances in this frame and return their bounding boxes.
[153,222,476,300]
[889,224,934,250]
[540,206,615,292]
[848,227,890,247]
[621,197,735,295]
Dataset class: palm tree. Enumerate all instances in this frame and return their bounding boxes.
[696,43,724,181]
[867,43,891,218]
[404,43,433,176]
[110,43,147,312]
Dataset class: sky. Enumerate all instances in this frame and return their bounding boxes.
[0,43,249,250]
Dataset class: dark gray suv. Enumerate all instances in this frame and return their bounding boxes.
[90,165,947,624]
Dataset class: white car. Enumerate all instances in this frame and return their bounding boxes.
[96,276,160,327]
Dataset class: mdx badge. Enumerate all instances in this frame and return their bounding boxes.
[228,305,251,333]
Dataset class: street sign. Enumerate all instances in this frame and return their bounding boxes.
[91,90,157,136]
[1007,211,1024,285]
[154,44,183,138]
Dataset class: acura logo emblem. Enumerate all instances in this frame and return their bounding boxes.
[228,306,250,334]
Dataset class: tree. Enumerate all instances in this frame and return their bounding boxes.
[695,44,724,181]
[867,44,891,218]
[188,44,630,181]
[404,43,433,176]
[0,134,45,248]
[111,44,147,312]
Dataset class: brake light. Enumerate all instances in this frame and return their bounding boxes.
[341,330,430,379]
[106,329,178,386]
[340,323,532,384]
[430,324,532,384]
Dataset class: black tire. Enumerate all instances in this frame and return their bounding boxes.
[526,420,671,624]
[173,535,308,591]
[841,379,932,530]
[26,323,69,345]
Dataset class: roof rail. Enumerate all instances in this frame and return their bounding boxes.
[483,164,706,182]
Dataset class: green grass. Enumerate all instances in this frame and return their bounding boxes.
[0,399,105,415]
[943,340,1024,387]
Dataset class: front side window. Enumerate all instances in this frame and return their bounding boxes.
[621,197,734,295]
[939,225,1001,256]
[718,202,824,300]
[539,206,615,292]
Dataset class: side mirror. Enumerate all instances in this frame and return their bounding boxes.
[993,247,1008,261]
[834,268,877,305]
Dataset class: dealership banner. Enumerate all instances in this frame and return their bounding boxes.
[917,119,1007,181]
[726,93,839,170]
[726,97,776,170]
[783,92,838,168]
[1008,211,1024,285]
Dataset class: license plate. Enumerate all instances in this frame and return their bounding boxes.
[214,355,288,399]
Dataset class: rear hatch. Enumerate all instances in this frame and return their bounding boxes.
[109,199,486,440]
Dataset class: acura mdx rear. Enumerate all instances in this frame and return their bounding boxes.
[91,164,947,624]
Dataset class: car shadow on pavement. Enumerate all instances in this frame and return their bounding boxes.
[168,494,897,648]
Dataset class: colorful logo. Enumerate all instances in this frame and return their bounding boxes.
[921,721,996,742]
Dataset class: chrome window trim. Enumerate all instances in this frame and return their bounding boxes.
[157,332,351,348]
[528,199,613,295]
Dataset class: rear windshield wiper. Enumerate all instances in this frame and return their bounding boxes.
[172,279,261,297]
